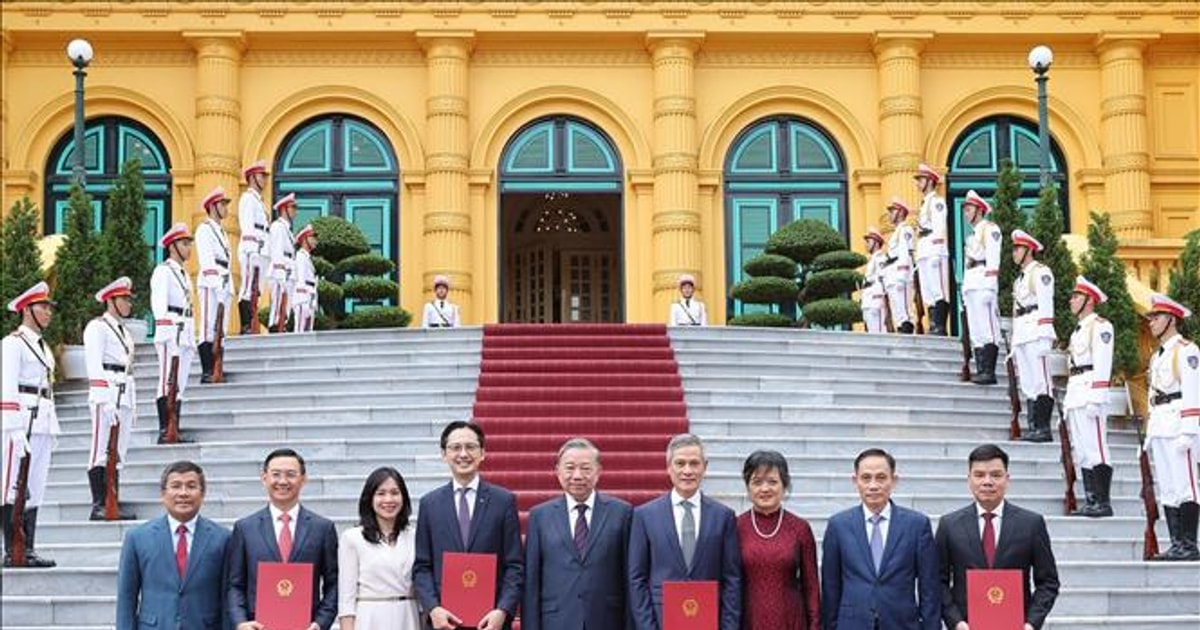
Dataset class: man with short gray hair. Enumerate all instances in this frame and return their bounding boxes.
[523,437,633,630]
[628,433,742,630]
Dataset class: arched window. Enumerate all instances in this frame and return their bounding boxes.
[724,116,847,316]
[43,116,172,260]
[273,114,399,309]
[500,117,622,191]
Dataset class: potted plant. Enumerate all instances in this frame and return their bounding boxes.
[729,253,798,327]
[0,197,47,332]
[762,218,863,329]
[97,158,154,342]
[47,183,104,379]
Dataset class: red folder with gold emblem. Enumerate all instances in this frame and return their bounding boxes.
[968,568,1024,630]
[255,561,314,630]
[663,580,718,630]
[442,552,497,628]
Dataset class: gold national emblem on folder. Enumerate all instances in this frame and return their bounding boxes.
[986,585,1005,605]
[682,598,700,618]
[276,578,294,598]
[462,568,478,589]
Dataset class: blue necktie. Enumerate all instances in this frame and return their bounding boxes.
[457,488,471,548]
[869,513,885,573]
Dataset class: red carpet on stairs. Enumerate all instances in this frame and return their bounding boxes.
[472,324,688,526]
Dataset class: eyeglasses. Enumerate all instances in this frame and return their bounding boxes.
[445,443,481,454]
[267,470,302,481]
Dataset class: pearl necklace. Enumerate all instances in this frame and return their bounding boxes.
[751,509,784,540]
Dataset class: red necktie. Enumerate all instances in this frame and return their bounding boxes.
[175,524,188,579]
[982,512,996,567]
[278,513,293,562]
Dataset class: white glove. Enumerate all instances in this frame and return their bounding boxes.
[1175,434,1196,453]
[1085,403,1105,422]
[6,431,29,457]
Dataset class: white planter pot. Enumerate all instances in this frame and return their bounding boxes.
[61,344,88,380]
[1107,386,1131,417]
[999,317,1014,335]
[1046,349,1070,378]
[126,318,150,343]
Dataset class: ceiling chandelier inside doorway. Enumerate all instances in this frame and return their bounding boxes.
[535,191,588,233]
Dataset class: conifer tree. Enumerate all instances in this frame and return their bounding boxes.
[98,158,153,317]
[0,197,46,331]
[990,159,1026,314]
[1079,212,1140,378]
[1026,185,1077,342]
[1168,228,1200,339]
[47,183,103,346]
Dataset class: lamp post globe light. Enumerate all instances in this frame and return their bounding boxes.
[1028,45,1054,190]
[66,38,93,187]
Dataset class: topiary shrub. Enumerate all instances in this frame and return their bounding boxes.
[1168,228,1200,340]
[312,255,335,277]
[802,268,864,301]
[334,253,396,277]
[342,276,400,302]
[727,312,794,327]
[731,276,799,304]
[341,306,412,329]
[803,298,863,328]
[317,279,343,311]
[810,250,867,273]
[1,197,46,332]
[766,219,844,265]
[742,254,797,279]
[311,216,370,262]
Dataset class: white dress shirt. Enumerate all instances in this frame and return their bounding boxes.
[863,501,893,549]
[168,514,199,555]
[454,475,481,520]
[975,500,1006,548]
[670,489,702,545]
[565,491,596,532]
[269,503,301,543]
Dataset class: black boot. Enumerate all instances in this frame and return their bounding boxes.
[969,347,983,382]
[972,344,998,385]
[1083,464,1114,518]
[112,470,137,520]
[87,467,106,521]
[157,396,170,444]
[198,342,213,384]
[21,508,55,568]
[1,504,13,565]
[1021,395,1054,442]
[929,301,948,336]
[1171,502,1200,561]
[1070,467,1095,516]
[898,321,915,334]
[238,300,252,334]
[1153,506,1182,560]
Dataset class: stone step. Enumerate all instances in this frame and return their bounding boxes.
[58,374,480,404]
[684,374,1011,397]
[685,388,1011,411]
[55,389,478,417]
[681,361,1010,383]
[668,326,965,349]
[671,337,970,359]
[1044,616,1200,629]
[691,418,1140,444]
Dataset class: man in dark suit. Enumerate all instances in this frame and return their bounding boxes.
[117,460,230,629]
[628,433,742,630]
[821,448,940,630]
[936,443,1060,630]
[226,448,339,630]
[413,420,523,630]
[524,437,633,630]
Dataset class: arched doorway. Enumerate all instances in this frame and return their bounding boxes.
[946,116,1069,332]
[43,116,172,261]
[499,116,623,323]
[723,116,848,317]
[273,114,399,310]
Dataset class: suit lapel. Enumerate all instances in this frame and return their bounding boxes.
[467,483,491,550]
[851,506,876,575]
[439,484,465,552]
[258,507,283,561]
[289,507,313,563]
[957,506,987,567]
[660,496,689,575]
[182,517,210,587]
[154,517,182,588]
[550,497,577,559]
[581,495,611,561]
[994,505,1017,565]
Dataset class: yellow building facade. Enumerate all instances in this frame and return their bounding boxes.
[2,2,1198,325]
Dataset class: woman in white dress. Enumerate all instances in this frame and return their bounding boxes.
[338,467,422,630]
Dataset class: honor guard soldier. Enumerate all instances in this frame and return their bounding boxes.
[1,282,59,567]
[267,193,297,333]
[195,186,232,382]
[882,197,916,334]
[960,190,1003,385]
[1011,229,1056,442]
[292,224,319,333]
[151,223,197,444]
[1144,294,1200,561]
[1064,276,1115,516]
[860,227,888,334]
[83,277,138,521]
[669,274,707,326]
[914,164,951,335]
[237,160,270,334]
[422,275,460,328]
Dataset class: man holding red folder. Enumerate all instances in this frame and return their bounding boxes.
[413,421,523,630]
[935,444,1059,630]
[628,433,742,630]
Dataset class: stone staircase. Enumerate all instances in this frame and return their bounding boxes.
[3,326,1198,629]
[670,326,1200,630]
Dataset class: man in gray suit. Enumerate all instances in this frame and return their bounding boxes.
[524,438,633,630]
[116,460,231,630]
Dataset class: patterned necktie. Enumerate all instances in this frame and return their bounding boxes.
[573,504,589,556]
[869,513,885,573]
[175,524,188,579]
[278,513,293,562]
[982,512,997,567]
[458,487,472,548]
[680,500,696,570]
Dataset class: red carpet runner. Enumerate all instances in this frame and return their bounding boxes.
[472,324,688,525]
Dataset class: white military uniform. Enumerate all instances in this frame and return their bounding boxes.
[860,248,887,334]
[915,190,950,304]
[267,216,295,331]
[882,223,915,328]
[1011,260,1055,400]
[1065,313,1114,468]
[195,217,232,343]
[1,326,58,507]
[422,299,460,328]
[1147,333,1200,506]
[292,247,318,332]
[237,188,269,302]
[961,220,1002,347]
[83,312,135,469]
[151,258,196,399]
[669,298,707,326]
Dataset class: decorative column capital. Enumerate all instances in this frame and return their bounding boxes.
[644,31,705,57]
[871,31,934,59]
[416,31,476,58]
[1094,32,1160,58]
[182,31,246,58]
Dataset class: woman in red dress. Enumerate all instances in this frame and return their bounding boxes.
[736,450,821,630]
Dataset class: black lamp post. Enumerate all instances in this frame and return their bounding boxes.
[66,38,94,187]
[1028,45,1054,190]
